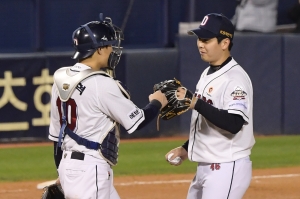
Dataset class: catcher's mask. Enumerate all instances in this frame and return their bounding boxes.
[72,13,124,70]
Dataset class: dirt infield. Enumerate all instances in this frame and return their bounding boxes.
[1,138,300,198]
[0,166,300,199]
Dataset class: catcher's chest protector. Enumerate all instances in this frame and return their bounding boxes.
[54,67,125,166]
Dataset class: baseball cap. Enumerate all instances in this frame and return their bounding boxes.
[188,13,234,41]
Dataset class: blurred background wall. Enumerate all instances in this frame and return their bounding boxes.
[0,0,299,141]
[0,0,297,52]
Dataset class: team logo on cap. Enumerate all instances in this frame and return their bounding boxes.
[101,35,108,41]
[231,86,247,100]
[201,16,209,26]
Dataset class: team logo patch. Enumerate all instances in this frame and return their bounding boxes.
[76,83,86,95]
[231,86,247,100]
[101,35,108,41]
[128,108,141,120]
[62,83,70,91]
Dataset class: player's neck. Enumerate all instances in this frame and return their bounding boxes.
[80,60,101,71]
[207,56,232,75]
[209,52,231,66]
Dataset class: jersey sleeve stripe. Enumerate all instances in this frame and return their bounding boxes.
[48,133,59,142]
[228,109,249,123]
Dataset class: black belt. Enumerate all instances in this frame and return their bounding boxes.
[71,151,85,160]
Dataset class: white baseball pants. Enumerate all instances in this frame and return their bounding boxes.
[58,151,120,199]
[187,156,252,199]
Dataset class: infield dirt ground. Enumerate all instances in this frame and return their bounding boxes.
[0,137,299,199]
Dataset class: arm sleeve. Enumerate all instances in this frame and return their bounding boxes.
[182,140,189,151]
[194,99,244,134]
[137,100,161,130]
[53,141,63,169]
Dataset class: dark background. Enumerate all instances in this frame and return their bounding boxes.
[0,0,298,52]
[0,0,300,141]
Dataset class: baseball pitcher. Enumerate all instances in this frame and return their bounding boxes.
[164,13,255,199]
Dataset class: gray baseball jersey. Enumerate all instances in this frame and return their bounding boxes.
[188,58,255,163]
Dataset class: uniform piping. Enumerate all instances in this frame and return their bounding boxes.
[191,64,238,157]
[96,165,98,199]
[227,161,235,199]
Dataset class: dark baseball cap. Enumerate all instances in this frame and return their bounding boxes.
[188,13,234,40]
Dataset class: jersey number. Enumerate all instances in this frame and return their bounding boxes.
[56,98,78,131]
[195,94,213,105]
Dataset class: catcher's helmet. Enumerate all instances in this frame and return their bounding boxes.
[72,13,124,69]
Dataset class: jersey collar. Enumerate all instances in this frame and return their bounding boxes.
[71,63,92,72]
[207,57,232,75]
[213,57,238,74]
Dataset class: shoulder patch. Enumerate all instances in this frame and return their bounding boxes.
[231,86,247,100]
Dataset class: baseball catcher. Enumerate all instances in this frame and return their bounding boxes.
[41,183,64,199]
[153,78,193,122]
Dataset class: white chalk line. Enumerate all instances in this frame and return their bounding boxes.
[0,189,28,193]
[115,180,191,186]
[2,173,300,193]
[115,173,300,186]
[252,173,300,179]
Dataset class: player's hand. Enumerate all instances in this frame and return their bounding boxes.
[149,90,168,109]
[165,146,188,166]
[176,87,187,100]
[189,96,198,109]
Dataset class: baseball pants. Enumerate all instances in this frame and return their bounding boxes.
[58,151,120,199]
[187,156,252,199]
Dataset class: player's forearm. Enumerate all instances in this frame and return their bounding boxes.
[53,141,63,169]
[136,100,162,130]
[194,99,244,134]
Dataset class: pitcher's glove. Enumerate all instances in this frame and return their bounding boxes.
[41,184,64,199]
[153,78,193,120]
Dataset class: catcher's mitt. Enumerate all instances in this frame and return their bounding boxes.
[41,183,64,199]
[153,78,193,121]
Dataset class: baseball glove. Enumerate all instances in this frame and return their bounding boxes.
[41,183,64,199]
[153,78,193,120]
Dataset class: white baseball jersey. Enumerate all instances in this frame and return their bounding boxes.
[49,63,145,159]
[188,58,255,163]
